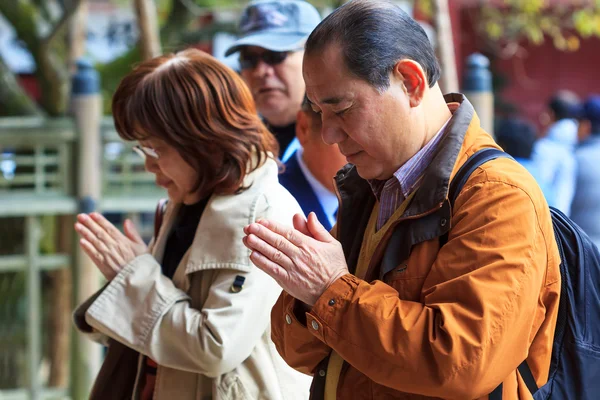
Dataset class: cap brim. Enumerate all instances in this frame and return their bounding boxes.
[224,32,306,56]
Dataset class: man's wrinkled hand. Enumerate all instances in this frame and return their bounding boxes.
[242,212,349,306]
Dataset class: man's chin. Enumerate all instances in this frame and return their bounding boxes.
[354,165,374,180]
[355,165,389,181]
[258,96,287,111]
[259,108,291,125]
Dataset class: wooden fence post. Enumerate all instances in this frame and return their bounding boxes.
[26,216,42,399]
[70,58,103,400]
[462,53,495,137]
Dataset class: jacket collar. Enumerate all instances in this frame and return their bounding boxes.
[404,93,476,216]
[152,156,280,275]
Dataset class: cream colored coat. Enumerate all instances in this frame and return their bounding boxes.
[75,158,312,400]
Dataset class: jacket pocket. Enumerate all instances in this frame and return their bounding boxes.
[385,259,428,302]
[388,274,427,302]
[385,244,437,301]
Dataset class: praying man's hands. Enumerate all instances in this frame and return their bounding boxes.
[243,212,348,306]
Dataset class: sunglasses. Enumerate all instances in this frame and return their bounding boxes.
[133,145,159,160]
[239,49,299,70]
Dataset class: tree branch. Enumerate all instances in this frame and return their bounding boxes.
[179,0,211,17]
[0,55,44,116]
[134,0,162,60]
[161,0,201,50]
[44,0,83,47]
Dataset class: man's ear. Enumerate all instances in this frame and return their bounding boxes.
[391,59,427,108]
[578,119,591,142]
[295,110,310,146]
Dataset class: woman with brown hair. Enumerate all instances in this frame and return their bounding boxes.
[73,49,311,400]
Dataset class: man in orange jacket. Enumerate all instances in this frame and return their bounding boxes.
[242,1,561,399]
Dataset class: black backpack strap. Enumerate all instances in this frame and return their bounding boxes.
[489,382,503,400]
[439,148,540,399]
[490,364,539,400]
[518,360,539,395]
[440,148,513,246]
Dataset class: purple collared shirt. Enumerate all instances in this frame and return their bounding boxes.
[369,118,451,230]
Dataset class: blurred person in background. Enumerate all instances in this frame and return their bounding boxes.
[496,118,553,202]
[227,0,347,228]
[278,95,347,231]
[531,90,580,216]
[570,95,600,248]
[225,0,321,162]
[73,49,311,400]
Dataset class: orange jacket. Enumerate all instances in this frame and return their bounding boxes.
[271,94,561,399]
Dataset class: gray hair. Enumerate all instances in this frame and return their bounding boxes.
[305,0,441,92]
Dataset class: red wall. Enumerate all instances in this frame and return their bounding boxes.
[493,37,600,127]
[450,2,600,131]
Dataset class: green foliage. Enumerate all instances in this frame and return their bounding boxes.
[97,47,142,114]
[573,9,600,38]
[98,0,238,114]
[414,0,600,52]
[478,0,600,52]
[414,0,434,18]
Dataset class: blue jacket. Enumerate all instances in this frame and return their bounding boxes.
[571,135,600,248]
[531,119,578,216]
[278,151,333,231]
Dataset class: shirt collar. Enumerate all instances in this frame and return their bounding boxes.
[296,148,339,225]
[368,116,452,200]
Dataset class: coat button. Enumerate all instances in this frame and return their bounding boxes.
[285,314,292,325]
[440,218,447,227]
[311,320,319,330]
[319,369,326,377]
[328,299,336,306]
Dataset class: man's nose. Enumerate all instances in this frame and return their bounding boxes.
[251,59,275,78]
[321,118,346,145]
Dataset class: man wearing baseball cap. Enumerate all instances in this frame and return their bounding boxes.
[226,0,320,161]
[227,0,347,230]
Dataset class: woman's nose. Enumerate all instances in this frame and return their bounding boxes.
[144,156,159,173]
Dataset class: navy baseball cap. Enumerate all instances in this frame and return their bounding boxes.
[582,95,600,124]
[225,0,321,56]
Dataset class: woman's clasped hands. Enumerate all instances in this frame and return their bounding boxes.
[74,212,148,281]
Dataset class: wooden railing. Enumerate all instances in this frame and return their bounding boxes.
[0,116,165,400]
